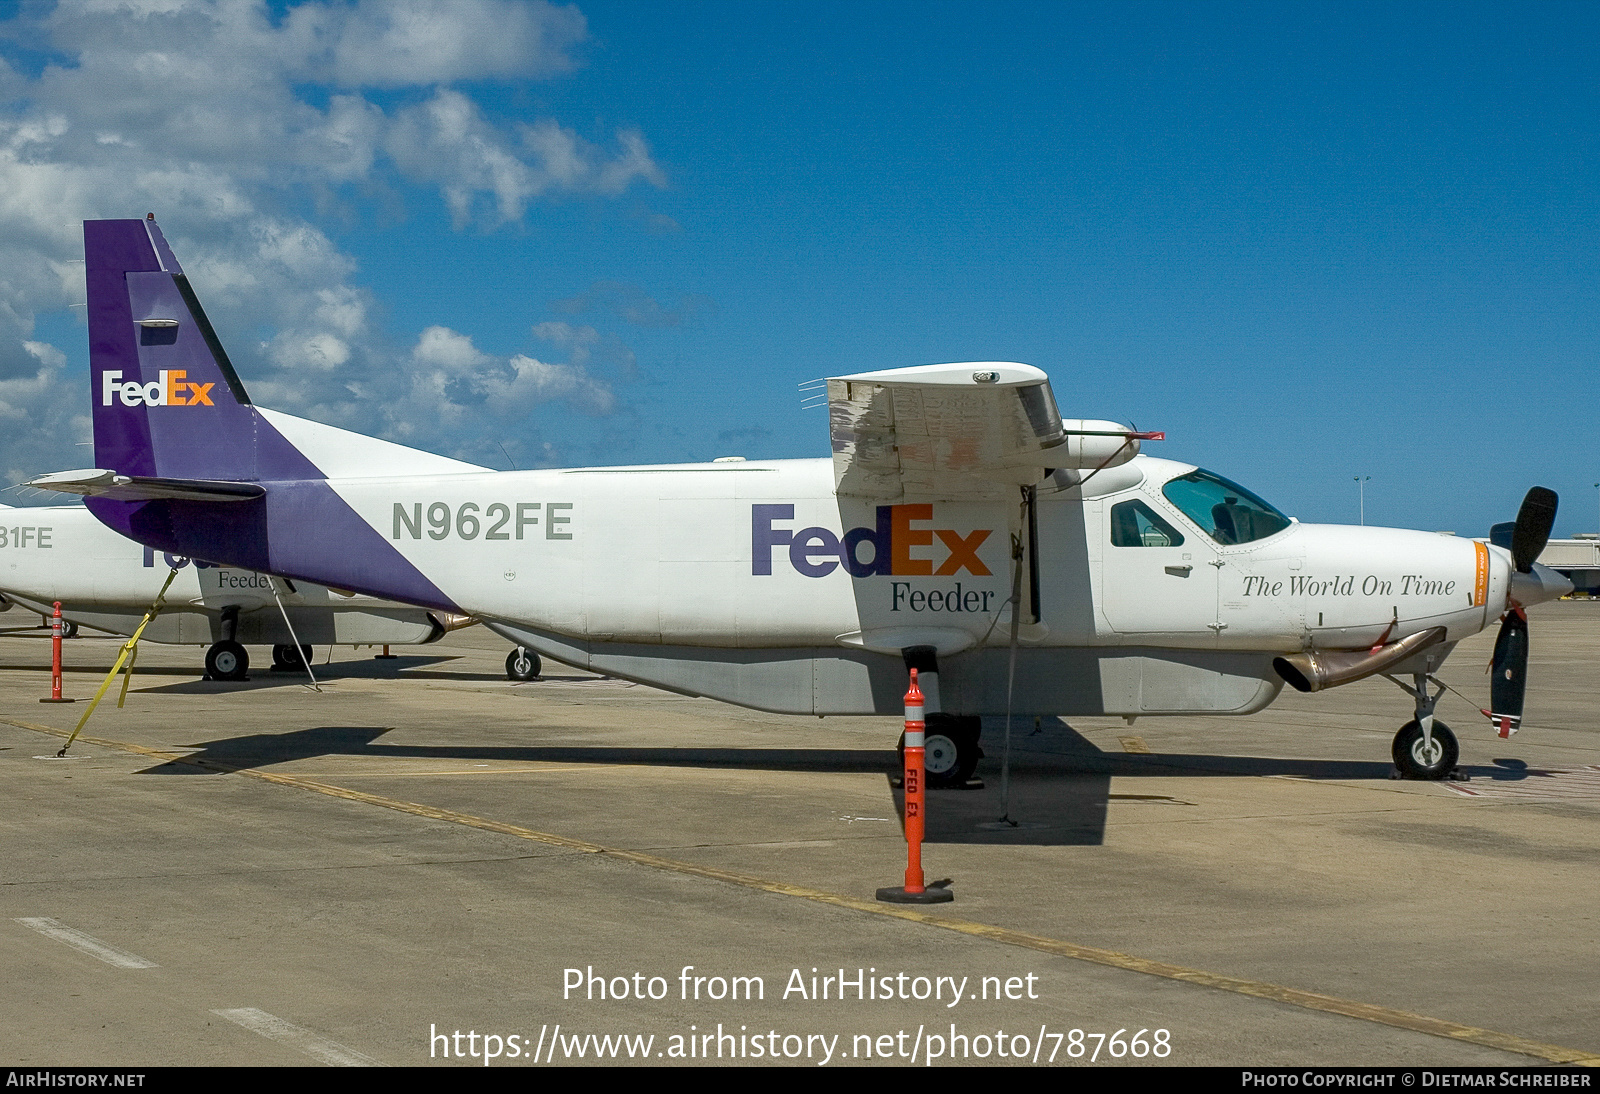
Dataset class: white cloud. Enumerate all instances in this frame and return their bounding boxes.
[306,0,587,88]
[387,92,665,225]
[492,354,615,416]
[0,0,662,491]
[532,319,638,377]
[0,341,88,493]
[405,324,615,420]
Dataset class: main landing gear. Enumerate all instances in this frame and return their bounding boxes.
[205,640,248,681]
[205,605,248,681]
[38,615,78,638]
[1387,673,1459,780]
[272,643,313,671]
[895,645,983,788]
[900,714,983,789]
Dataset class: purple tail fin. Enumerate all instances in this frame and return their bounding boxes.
[86,218,318,482]
[80,218,459,611]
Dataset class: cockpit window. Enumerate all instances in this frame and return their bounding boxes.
[1161,469,1291,545]
[1110,499,1184,547]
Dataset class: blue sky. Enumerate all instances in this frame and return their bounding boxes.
[2,1,1597,535]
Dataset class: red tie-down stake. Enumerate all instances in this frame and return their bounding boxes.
[40,602,76,704]
[877,668,953,904]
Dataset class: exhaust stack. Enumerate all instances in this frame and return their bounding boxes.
[1274,627,1447,694]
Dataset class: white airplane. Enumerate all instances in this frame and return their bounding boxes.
[25,217,1573,782]
[0,501,474,679]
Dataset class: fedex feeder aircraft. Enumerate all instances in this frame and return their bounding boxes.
[0,502,471,678]
[28,218,1572,785]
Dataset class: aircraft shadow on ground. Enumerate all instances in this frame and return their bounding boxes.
[107,655,481,691]
[134,725,904,778]
[129,715,1539,848]
[0,653,477,685]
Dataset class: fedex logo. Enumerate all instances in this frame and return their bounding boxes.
[752,504,993,579]
[100,370,214,408]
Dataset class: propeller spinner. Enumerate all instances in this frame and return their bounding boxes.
[1485,487,1561,738]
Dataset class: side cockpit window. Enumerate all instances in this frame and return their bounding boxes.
[1161,469,1291,545]
[1110,499,1185,547]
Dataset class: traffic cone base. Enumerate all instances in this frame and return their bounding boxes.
[875,885,954,904]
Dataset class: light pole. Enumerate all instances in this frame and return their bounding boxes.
[1593,482,1598,535]
[1355,476,1370,526]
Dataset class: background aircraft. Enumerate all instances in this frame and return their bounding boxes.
[0,502,476,679]
[27,218,1571,782]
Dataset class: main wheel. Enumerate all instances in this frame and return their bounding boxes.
[1392,720,1458,780]
[271,643,312,670]
[206,640,249,681]
[59,620,79,639]
[506,647,541,681]
[899,714,983,788]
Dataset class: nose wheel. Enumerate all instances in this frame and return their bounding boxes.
[1392,719,1459,780]
[1385,672,1459,779]
[505,647,541,681]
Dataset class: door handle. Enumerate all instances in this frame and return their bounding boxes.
[1164,564,1193,575]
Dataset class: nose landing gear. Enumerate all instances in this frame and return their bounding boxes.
[505,647,541,681]
[1387,672,1460,780]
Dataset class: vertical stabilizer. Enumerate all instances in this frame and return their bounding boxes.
[85,218,318,482]
[78,218,460,612]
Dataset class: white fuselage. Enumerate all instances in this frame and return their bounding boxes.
[327,454,1503,652]
[306,453,1509,716]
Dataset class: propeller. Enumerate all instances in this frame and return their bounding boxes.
[1509,487,1558,574]
[1484,487,1558,738]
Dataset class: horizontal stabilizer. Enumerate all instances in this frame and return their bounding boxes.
[26,468,265,503]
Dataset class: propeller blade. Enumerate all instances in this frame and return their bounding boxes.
[1510,487,1558,574]
[1485,610,1529,738]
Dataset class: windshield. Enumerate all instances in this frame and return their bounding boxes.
[1161,469,1291,545]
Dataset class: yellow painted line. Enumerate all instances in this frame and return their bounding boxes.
[5,716,1595,1067]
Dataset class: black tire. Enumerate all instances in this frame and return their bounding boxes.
[898,713,983,789]
[506,647,541,681]
[271,643,312,670]
[205,640,249,681]
[59,620,79,639]
[1392,720,1458,779]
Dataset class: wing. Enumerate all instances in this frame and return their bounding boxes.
[827,361,1150,501]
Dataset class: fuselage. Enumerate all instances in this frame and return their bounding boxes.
[311,453,1510,656]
